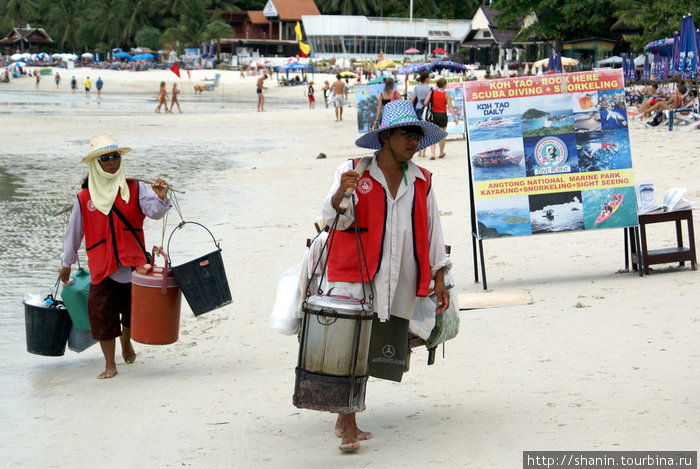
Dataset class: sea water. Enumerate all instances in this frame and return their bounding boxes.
[0,89,291,368]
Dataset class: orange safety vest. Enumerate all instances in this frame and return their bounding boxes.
[77,180,147,284]
[327,158,432,296]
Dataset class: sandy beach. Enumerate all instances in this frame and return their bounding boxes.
[0,67,698,468]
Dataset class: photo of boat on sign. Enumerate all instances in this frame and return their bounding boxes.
[470,137,526,181]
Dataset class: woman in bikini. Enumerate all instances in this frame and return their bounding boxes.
[155,81,170,113]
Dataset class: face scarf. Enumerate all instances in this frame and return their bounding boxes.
[87,158,130,215]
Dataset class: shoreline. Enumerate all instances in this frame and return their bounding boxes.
[1,69,698,468]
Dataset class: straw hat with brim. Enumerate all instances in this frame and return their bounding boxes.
[355,100,447,152]
[81,135,131,163]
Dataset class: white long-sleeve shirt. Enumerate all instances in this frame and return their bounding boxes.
[61,182,172,283]
[322,156,451,321]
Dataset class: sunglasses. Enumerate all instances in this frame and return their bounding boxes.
[98,153,121,163]
[399,128,424,140]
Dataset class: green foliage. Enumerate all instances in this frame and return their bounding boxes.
[492,0,700,53]
[135,26,162,50]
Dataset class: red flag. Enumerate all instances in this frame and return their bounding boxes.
[186,67,191,79]
[169,61,180,78]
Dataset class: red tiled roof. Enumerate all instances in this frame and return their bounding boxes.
[248,11,268,24]
[270,0,320,21]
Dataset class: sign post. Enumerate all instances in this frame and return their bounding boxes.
[463,69,638,287]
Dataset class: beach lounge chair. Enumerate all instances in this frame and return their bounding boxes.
[194,73,220,94]
[666,94,699,131]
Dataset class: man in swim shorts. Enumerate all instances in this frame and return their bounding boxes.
[256,74,268,112]
[331,74,346,121]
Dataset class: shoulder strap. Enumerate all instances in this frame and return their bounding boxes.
[340,157,373,211]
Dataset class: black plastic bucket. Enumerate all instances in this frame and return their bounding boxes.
[168,222,232,316]
[24,300,72,356]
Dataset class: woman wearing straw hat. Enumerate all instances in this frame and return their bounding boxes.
[59,135,172,379]
[321,100,452,451]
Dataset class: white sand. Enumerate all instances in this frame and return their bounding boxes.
[1,68,699,468]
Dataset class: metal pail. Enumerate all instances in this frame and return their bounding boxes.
[299,295,373,377]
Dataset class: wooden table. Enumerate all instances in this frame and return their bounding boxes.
[628,209,697,275]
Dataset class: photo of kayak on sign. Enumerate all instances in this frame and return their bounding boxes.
[462,69,638,238]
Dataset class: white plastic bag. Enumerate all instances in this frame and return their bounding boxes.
[409,297,437,340]
[270,265,303,335]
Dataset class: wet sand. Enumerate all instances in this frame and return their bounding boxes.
[1,68,699,467]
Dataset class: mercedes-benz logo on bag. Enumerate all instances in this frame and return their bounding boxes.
[381,344,396,358]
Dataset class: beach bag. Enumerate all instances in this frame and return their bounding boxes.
[648,112,665,127]
[367,314,409,382]
[424,87,434,123]
[270,265,303,335]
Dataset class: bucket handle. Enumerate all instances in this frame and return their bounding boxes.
[144,246,171,295]
[166,221,221,266]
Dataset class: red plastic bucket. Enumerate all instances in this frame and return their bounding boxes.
[130,247,182,345]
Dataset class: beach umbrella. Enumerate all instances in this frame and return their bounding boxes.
[397,62,432,74]
[642,54,651,80]
[404,47,420,54]
[10,61,26,68]
[367,76,386,84]
[10,53,22,61]
[548,49,555,71]
[671,30,680,73]
[51,53,62,60]
[339,71,358,78]
[114,51,132,61]
[432,60,467,73]
[432,48,448,55]
[678,14,698,78]
[374,59,395,70]
[132,53,154,61]
[21,52,31,59]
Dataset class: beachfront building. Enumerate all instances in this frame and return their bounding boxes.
[460,5,545,67]
[220,0,320,57]
[0,26,53,53]
[300,15,470,60]
[561,38,617,70]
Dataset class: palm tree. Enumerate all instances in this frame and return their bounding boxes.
[162,0,231,48]
[46,0,88,51]
[85,0,128,49]
[122,0,155,46]
[3,0,38,28]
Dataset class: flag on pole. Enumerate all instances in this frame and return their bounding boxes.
[170,61,181,78]
[295,21,311,58]
[186,66,191,79]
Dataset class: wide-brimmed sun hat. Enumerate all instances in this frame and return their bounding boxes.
[355,100,447,152]
[81,134,131,163]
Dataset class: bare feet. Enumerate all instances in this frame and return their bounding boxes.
[438,153,446,158]
[339,441,360,452]
[333,414,372,446]
[123,346,136,364]
[98,368,117,379]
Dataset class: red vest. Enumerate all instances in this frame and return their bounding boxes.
[327,159,433,296]
[78,180,147,284]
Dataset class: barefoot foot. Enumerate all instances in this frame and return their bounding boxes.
[339,441,360,452]
[98,368,118,379]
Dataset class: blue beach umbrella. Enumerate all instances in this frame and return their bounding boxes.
[431,60,468,73]
[671,31,680,73]
[678,14,698,78]
[548,49,555,71]
[397,62,432,74]
[642,54,650,80]
[114,51,132,61]
[554,53,562,74]
[132,53,154,61]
